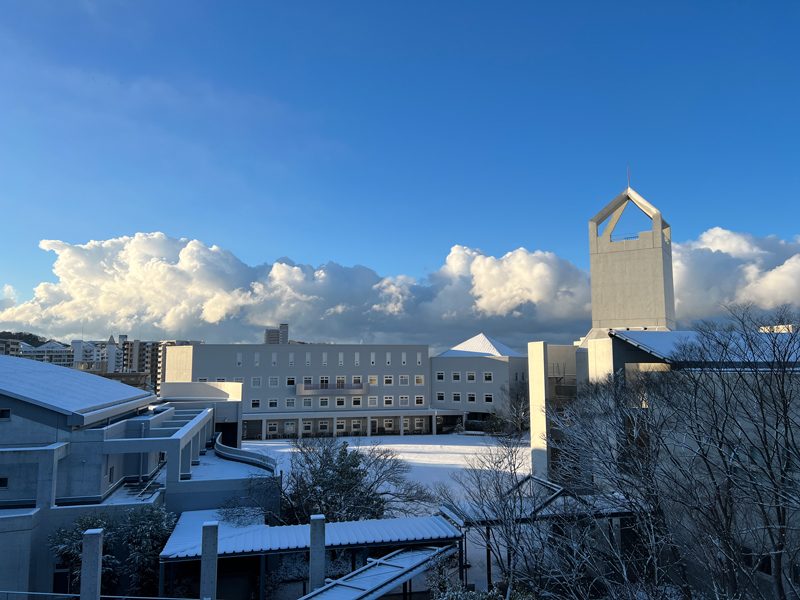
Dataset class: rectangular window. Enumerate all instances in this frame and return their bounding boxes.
[269,376,279,387]
[303,397,313,408]
[272,352,277,366]
[522,372,526,381]
[485,394,493,403]
[236,352,242,367]
[468,393,476,403]
[216,378,226,382]
[415,395,424,405]
[368,375,378,385]
[383,419,394,430]
[303,421,312,432]
[399,375,409,386]
[437,392,445,402]
[287,376,296,386]
[336,397,346,407]
[484,372,493,382]
[353,375,362,384]
[254,351,260,367]
[322,352,328,366]
[383,396,393,406]
[403,418,409,429]
[318,421,329,431]
[336,420,345,431]
[303,376,312,385]
[336,376,346,388]
[319,398,329,408]
[515,372,518,381]
[0,477,9,488]
[285,422,296,433]
[370,352,376,365]
[415,418,424,429]
[386,352,391,365]
[198,378,208,382]
[251,398,261,409]
[368,396,378,407]
[417,352,422,365]
[233,377,244,383]
[339,352,344,366]
[268,422,278,433]
[352,421,362,430]
[289,352,294,366]
[320,376,329,389]
[251,377,262,388]
[467,372,476,382]
[268,398,278,408]
[306,352,311,366]
[415,375,424,385]
[402,352,407,365]
[384,375,393,386]
[286,398,296,408]
[399,395,409,406]
[352,396,362,407]
[436,371,444,381]
[452,372,461,382]
[453,392,461,402]
[355,351,360,366]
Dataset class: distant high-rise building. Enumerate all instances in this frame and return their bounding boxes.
[0,339,21,357]
[264,323,289,345]
[18,340,73,367]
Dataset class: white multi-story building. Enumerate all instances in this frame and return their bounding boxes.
[18,340,73,367]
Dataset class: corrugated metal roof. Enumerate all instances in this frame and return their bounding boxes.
[299,545,457,600]
[160,511,462,560]
[0,355,154,416]
[437,333,525,358]
[609,330,697,361]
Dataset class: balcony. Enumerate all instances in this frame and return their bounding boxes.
[296,382,370,396]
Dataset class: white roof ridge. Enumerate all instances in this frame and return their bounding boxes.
[438,333,525,358]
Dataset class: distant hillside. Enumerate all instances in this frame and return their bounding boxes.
[0,331,50,347]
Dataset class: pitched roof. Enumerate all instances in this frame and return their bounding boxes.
[437,333,525,358]
[0,355,154,419]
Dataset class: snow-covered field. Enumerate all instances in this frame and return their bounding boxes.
[243,433,531,486]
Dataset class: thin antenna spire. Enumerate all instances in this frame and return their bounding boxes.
[627,163,630,189]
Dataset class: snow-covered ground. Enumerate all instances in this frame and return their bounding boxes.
[242,433,531,486]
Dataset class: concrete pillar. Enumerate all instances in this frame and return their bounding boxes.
[528,342,549,479]
[262,418,267,439]
[180,443,193,479]
[37,448,59,508]
[191,433,201,466]
[200,521,219,600]
[367,418,372,437]
[333,417,338,437]
[80,528,103,600]
[399,415,404,436]
[431,412,437,436]
[309,514,326,591]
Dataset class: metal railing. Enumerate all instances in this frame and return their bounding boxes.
[214,435,277,472]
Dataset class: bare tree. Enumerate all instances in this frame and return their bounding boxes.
[495,381,530,433]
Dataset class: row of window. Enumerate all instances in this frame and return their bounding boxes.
[435,371,496,383]
[258,417,428,434]
[250,395,426,410]
[235,351,425,368]
[198,375,425,388]
[436,392,493,403]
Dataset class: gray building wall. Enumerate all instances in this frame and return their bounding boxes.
[429,356,527,417]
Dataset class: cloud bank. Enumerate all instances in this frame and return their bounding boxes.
[2,228,800,352]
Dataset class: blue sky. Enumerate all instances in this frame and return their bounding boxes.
[1,2,799,349]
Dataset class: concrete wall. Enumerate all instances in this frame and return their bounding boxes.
[527,343,548,477]
[164,346,194,382]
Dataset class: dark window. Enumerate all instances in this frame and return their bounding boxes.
[0,409,10,420]
[0,478,7,488]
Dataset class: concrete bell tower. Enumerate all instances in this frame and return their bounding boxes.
[589,187,675,330]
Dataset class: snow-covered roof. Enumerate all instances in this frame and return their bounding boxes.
[0,355,154,419]
[437,333,525,358]
[609,330,697,361]
[160,511,461,560]
[299,545,457,600]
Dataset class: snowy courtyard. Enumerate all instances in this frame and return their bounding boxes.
[242,432,532,486]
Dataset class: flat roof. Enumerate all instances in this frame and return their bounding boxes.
[160,511,461,560]
[0,355,155,418]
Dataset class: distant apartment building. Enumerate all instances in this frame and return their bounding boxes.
[18,340,73,367]
[264,323,289,344]
[0,339,21,357]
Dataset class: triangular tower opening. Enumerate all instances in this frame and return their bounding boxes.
[598,200,653,242]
